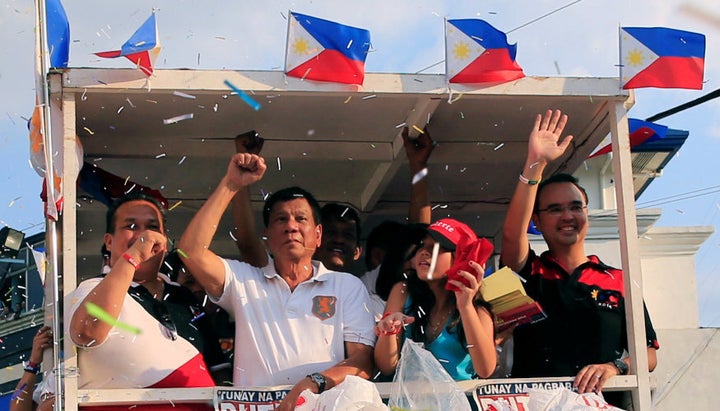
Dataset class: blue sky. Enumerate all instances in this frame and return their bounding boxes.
[1,0,719,326]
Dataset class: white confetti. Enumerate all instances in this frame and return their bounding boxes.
[412,167,428,185]
[427,242,440,280]
[493,143,505,151]
[178,156,186,165]
[163,113,194,125]
[277,157,282,171]
[173,91,197,99]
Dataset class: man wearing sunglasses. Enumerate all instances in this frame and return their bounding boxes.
[501,110,659,409]
[66,193,220,410]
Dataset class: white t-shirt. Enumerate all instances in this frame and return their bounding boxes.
[65,278,211,389]
[213,258,375,387]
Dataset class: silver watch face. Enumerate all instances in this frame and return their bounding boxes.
[614,359,628,374]
[309,372,326,389]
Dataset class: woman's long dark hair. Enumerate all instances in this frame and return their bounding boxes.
[375,223,428,301]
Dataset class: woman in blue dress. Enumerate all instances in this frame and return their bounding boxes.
[374,218,496,380]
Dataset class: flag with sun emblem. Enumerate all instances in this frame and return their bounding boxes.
[620,27,705,90]
[285,11,371,85]
[445,19,524,84]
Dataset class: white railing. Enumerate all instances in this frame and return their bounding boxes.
[74,376,647,408]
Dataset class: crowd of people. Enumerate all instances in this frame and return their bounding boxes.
[11,110,658,410]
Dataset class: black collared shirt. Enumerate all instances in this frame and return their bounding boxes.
[510,250,659,378]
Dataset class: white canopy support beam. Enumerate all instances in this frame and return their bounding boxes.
[59,80,80,411]
[609,98,652,410]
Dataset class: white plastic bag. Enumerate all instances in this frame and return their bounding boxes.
[527,388,625,411]
[295,375,388,411]
[389,340,471,411]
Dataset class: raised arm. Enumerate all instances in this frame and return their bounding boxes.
[70,229,166,347]
[403,126,435,224]
[178,153,267,298]
[501,110,573,272]
[231,131,268,267]
[450,261,497,378]
[10,326,52,411]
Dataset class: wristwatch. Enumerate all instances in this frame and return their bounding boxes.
[613,358,629,375]
[307,372,327,393]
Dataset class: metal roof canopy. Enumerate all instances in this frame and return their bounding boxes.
[60,69,628,272]
[52,69,653,409]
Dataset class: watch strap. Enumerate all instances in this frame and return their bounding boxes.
[613,358,628,375]
[307,372,327,393]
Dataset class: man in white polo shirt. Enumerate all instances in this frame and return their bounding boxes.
[178,153,375,411]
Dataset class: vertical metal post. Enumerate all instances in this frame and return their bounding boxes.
[608,100,652,410]
[34,0,64,409]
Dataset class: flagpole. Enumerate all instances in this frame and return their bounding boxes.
[283,9,293,79]
[618,24,623,91]
[35,0,64,409]
[443,18,452,98]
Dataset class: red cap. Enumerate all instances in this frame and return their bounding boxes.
[427,218,495,292]
[427,218,478,251]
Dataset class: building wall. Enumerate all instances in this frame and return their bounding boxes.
[639,227,706,330]
[652,328,720,411]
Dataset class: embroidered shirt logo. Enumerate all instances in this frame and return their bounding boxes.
[590,288,621,309]
[312,295,337,320]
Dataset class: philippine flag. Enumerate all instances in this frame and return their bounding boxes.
[588,118,668,158]
[95,12,161,77]
[620,27,705,90]
[285,12,371,85]
[445,19,525,84]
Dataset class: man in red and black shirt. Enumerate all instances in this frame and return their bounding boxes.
[501,110,658,407]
